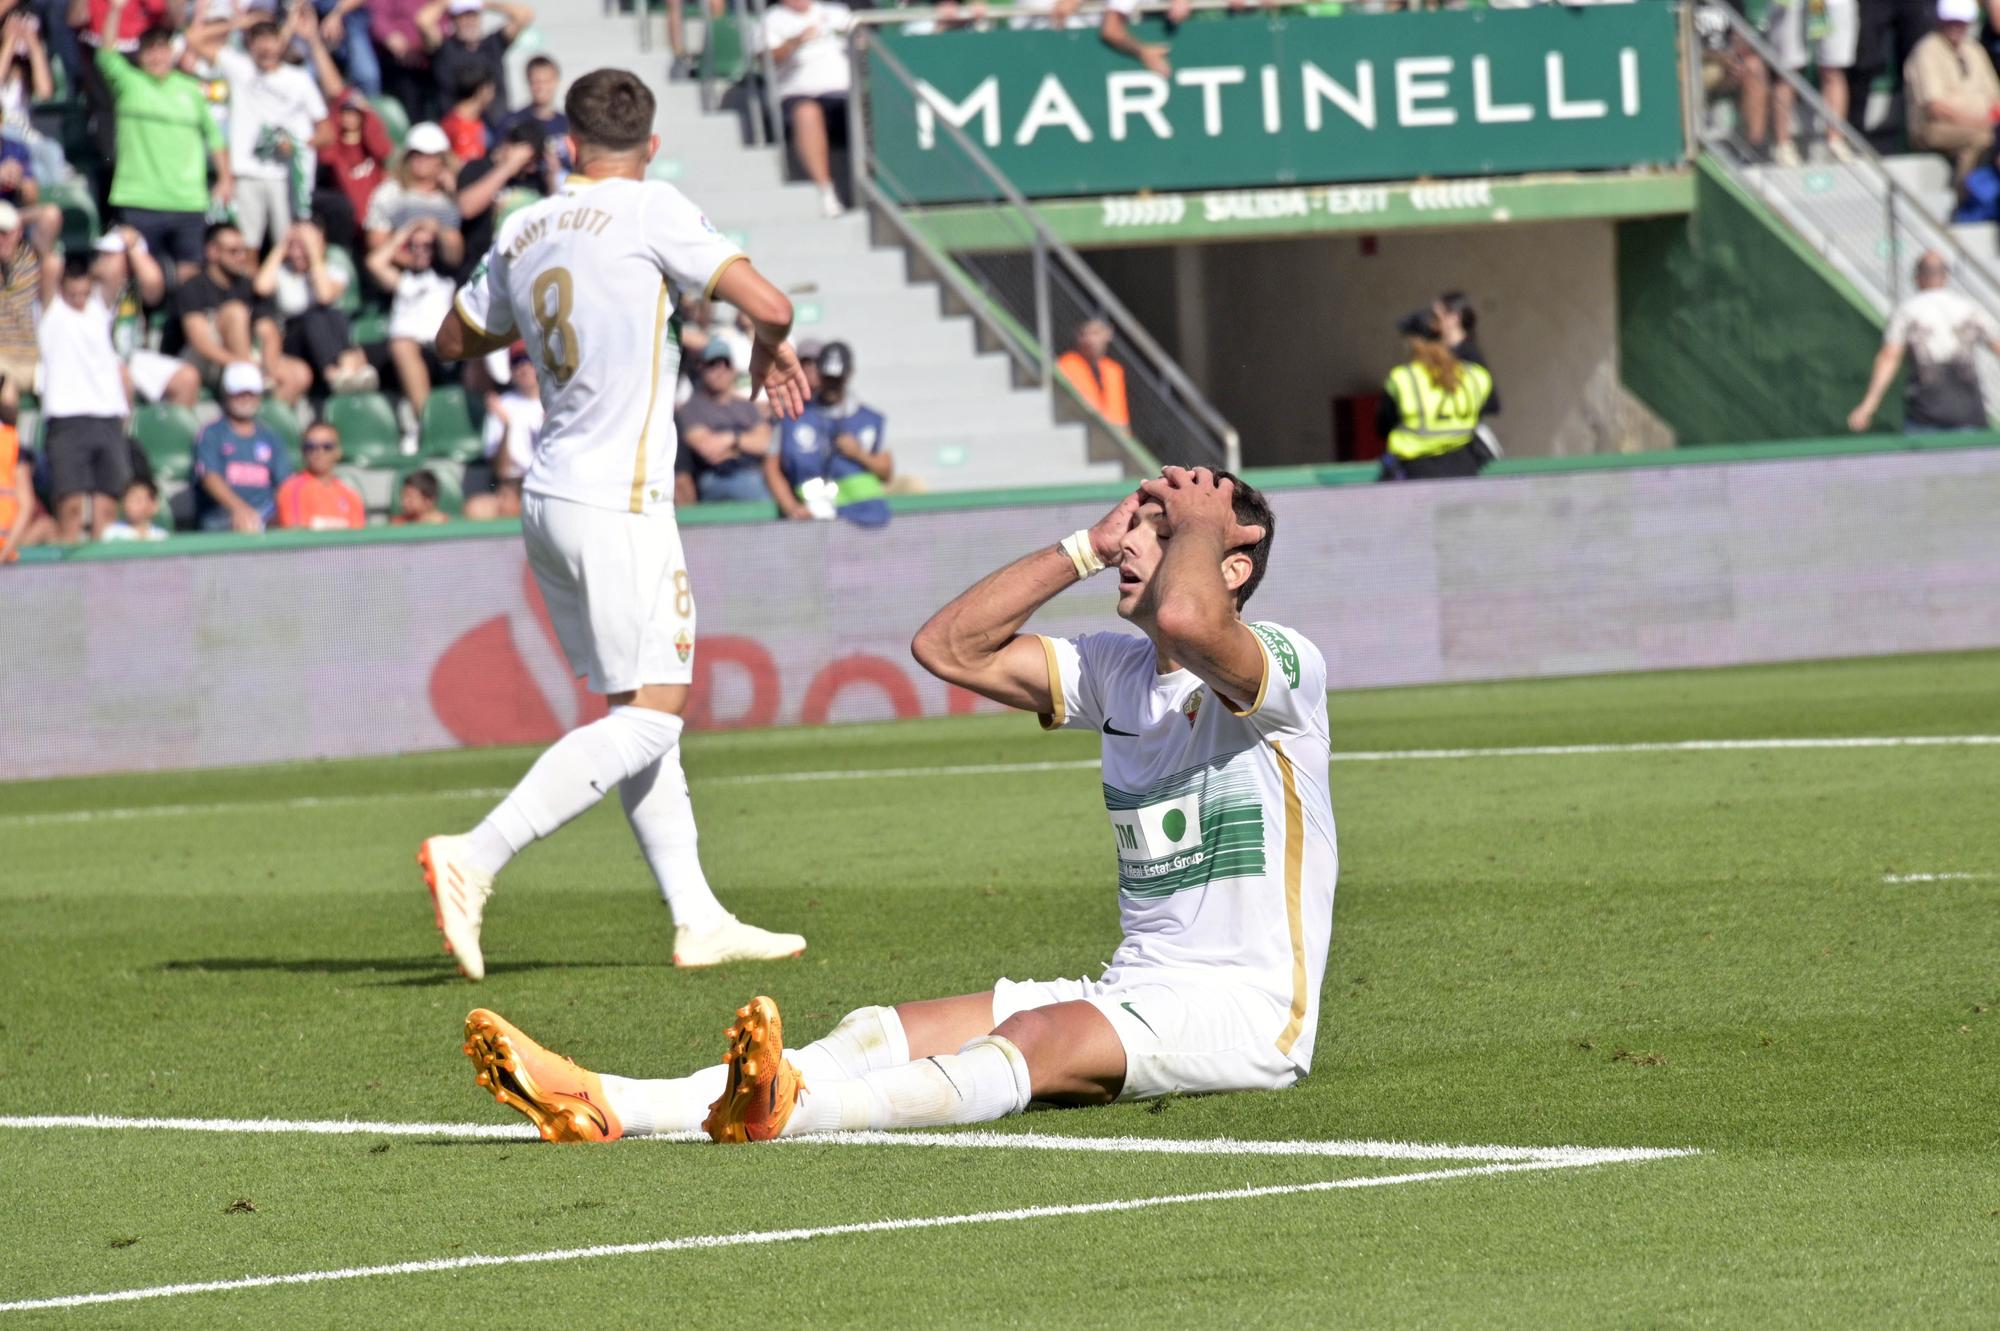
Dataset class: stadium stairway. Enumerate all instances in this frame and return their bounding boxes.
[1883,154,2000,266]
[521,8,1118,495]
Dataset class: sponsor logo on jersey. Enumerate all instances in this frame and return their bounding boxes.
[1252,623,1301,688]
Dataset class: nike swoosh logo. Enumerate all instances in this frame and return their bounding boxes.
[1102,719,1138,737]
[1119,1001,1158,1037]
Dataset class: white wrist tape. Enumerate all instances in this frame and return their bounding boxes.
[1059,530,1105,581]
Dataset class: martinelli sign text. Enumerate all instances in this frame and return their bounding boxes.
[866,6,1687,203]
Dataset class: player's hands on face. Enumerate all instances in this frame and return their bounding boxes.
[1139,466,1265,549]
[751,339,810,420]
[1085,488,1145,567]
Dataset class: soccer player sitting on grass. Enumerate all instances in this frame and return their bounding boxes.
[465,466,1338,1142]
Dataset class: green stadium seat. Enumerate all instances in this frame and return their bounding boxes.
[704,15,752,84]
[351,310,388,346]
[323,391,402,466]
[257,398,303,456]
[391,457,465,517]
[133,404,199,483]
[371,94,410,150]
[327,245,362,314]
[420,385,482,462]
[45,177,98,252]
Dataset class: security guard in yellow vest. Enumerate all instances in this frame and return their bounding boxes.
[1377,309,1495,481]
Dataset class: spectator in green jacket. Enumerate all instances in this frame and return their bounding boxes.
[97,0,234,280]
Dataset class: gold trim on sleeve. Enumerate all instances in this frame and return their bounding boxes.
[1036,635,1067,731]
[628,282,670,514]
[702,253,748,301]
[1229,623,1271,718]
[1272,739,1309,1057]
[452,294,495,340]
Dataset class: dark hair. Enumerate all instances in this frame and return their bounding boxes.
[504,117,548,151]
[403,468,440,502]
[1215,469,1274,608]
[565,68,654,154]
[453,66,496,100]
[1438,290,1477,337]
[204,221,240,247]
[246,20,282,43]
[63,252,94,281]
[526,54,559,76]
[136,27,173,52]
[127,475,158,499]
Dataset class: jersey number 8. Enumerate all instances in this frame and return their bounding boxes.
[531,267,582,386]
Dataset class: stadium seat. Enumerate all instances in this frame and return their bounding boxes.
[420,385,482,462]
[323,391,402,466]
[257,398,303,456]
[392,457,465,516]
[372,94,410,150]
[704,15,752,84]
[350,310,388,346]
[133,404,199,483]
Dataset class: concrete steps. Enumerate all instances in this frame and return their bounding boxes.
[517,9,1101,492]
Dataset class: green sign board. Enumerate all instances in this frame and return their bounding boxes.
[867,6,1688,204]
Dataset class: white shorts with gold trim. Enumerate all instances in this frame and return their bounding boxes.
[521,491,696,695]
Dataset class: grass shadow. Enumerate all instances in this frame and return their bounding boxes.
[160,957,661,986]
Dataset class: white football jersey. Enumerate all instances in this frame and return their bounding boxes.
[1038,622,1338,1072]
[453,176,744,515]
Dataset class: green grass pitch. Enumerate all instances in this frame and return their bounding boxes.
[3,650,1998,1327]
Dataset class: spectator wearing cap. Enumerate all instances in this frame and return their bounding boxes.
[454,115,555,281]
[275,419,365,528]
[101,475,170,541]
[795,337,823,397]
[464,343,537,518]
[767,339,891,526]
[1057,318,1131,430]
[193,362,294,532]
[0,197,57,409]
[392,465,448,523]
[759,0,853,218]
[418,0,533,131]
[167,221,314,405]
[1906,0,2000,188]
[40,250,132,541]
[91,227,200,408]
[675,340,772,504]
[95,0,234,281]
[500,54,568,170]
[315,88,393,249]
[363,120,465,269]
[215,5,336,250]
[1377,308,1495,482]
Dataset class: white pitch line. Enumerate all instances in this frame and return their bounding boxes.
[0,1155,1686,1315]
[6,734,1995,830]
[1882,871,1996,884]
[0,1115,1697,1167]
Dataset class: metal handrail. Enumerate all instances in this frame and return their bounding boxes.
[1705,4,2000,316]
[853,26,1239,470]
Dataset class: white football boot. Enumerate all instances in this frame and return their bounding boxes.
[673,914,807,968]
[418,835,494,980]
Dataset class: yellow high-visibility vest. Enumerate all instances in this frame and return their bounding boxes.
[1384,359,1493,460]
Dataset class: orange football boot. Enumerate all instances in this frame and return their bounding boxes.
[464,1009,622,1143]
[701,995,806,1143]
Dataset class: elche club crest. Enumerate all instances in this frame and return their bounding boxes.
[1181,690,1203,726]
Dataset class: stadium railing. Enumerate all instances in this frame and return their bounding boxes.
[716,0,1241,474]
[1696,3,2000,421]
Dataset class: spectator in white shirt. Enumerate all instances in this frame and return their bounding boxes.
[101,475,170,540]
[464,343,538,519]
[759,0,853,218]
[217,5,334,249]
[39,252,133,542]
[365,216,456,415]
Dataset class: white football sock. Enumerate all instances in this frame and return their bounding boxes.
[619,740,728,933]
[789,1005,911,1085]
[599,1064,729,1138]
[463,705,684,879]
[781,1035,1032,1136]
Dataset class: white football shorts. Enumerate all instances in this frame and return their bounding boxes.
[521,491,696,695]
[991,972,1302,1101]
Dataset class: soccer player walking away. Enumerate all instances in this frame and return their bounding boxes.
[462,466,1338,1142]
[421,69,812,979]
